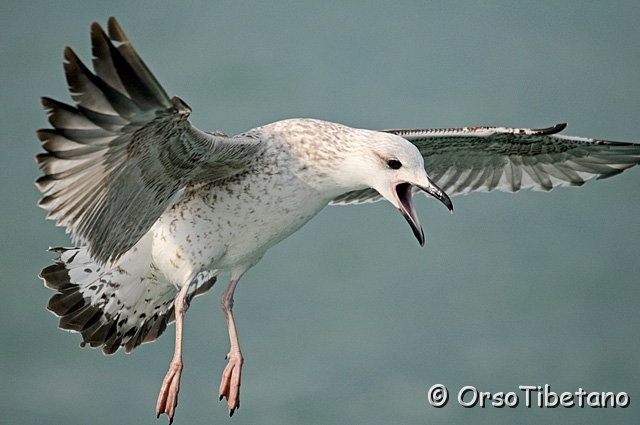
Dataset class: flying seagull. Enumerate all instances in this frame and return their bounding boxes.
[36,17,640,423]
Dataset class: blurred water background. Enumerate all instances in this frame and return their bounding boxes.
[1,1,639,424]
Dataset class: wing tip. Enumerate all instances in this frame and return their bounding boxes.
[532,122,567,135]
[107,17,127,43]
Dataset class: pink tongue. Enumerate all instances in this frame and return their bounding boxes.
[396,183,420,227]
[396,182,425,246]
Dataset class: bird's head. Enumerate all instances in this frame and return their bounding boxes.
[366,132,453,245]
[329,127,454,246]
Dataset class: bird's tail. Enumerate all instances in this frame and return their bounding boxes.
[40,246,216,355]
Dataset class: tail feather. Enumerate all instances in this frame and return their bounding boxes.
[40,247,216,354]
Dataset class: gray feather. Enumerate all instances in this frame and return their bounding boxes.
[36,18,263,265]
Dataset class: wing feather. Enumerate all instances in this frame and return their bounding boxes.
[333,124,640,204]
[36,18,262,264]
[381,124,640,197]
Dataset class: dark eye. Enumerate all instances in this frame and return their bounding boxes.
[387,159,402,170]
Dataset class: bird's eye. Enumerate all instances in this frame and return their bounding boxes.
[387,159,402,170]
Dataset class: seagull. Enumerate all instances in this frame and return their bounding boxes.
[37,17,640,423]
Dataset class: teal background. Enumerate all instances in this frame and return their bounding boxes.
[2,1,639,424]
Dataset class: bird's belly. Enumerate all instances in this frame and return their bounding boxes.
[151,178,328,286]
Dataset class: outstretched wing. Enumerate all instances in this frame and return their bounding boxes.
[332,123,640,205]
[36,18,262,264]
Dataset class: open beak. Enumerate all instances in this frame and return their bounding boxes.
[393,179,453,246]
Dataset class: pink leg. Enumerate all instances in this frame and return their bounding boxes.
[218,278,243,416]
[156,283,191,423]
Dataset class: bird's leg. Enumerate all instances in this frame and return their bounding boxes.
[218,278,243,416]
[156,283,191,423]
